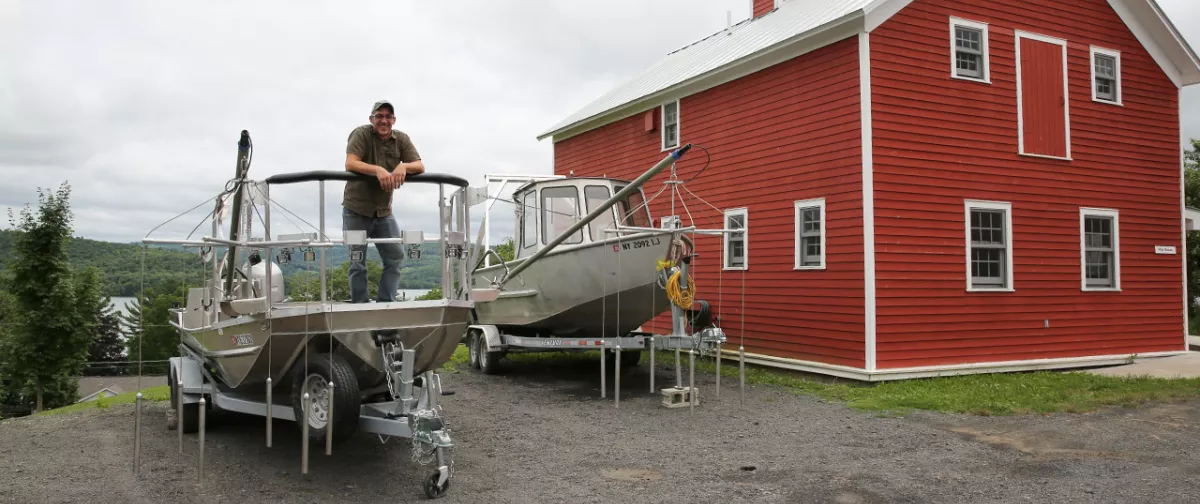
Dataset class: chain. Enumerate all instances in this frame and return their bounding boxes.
[379,342,401,402]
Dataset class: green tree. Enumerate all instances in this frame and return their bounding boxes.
[1184,139,1200,320]
[86,302,126,376]
[120,281,185,375]
[1,183,92,411]
[495,236,515,262]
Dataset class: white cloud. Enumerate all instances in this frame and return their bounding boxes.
[2,0,1199,248]
[0,0,749,245]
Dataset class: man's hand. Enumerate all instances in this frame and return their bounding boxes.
[376,165,395,191]
[392,163,408,187]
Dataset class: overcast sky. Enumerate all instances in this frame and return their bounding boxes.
[2,0,1199,246]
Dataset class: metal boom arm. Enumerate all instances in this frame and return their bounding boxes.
[497,143,691,287]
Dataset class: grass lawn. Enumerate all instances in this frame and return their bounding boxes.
[39,344,1200,418]
[446,345,1200,416]
[35,385,171,417]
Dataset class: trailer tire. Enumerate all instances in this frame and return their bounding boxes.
[476,335,502,375]
[467,331,481,370]
[290,352,360,446]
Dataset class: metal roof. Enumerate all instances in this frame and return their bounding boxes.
[538,0,1200,142]
[536,0,873,140]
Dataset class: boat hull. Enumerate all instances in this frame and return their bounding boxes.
[178,299,473,391]
[471,231,676,339]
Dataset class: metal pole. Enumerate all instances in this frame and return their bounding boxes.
[266,377,273,447]
[177,378,184,453]
[500,144,692,286]
[688,350,695,413]
[326,381,334,456]
[301,392,309,475]
[716,343,721,400]
[198,396,206,482]
[739,345,745,406]
[439,184,448,299]
[133,392,142,475]
[614,343,621,408]
[319,180,327,303]
[649,335,655,393]
[675,348,681,388]
[599,340,606,399]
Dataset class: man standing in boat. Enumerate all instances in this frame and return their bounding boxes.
[342,100,424,303]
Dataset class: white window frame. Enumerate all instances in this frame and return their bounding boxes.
[661,100,680,151]
[794,198,826,270]
[723,207,748,271]
[964,200,1014,292]
[1090,46,1123,106]
[1015,29,1071,161]
[1079,207,1121,291]
[950,17,990,84]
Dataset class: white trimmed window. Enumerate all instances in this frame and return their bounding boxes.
[950,17,990,83]
[965,200,1013,291]
[794,198,825,269]
[1080,208,1120,290]
[1090,46,1122,105]
[723,207,747,270]
[661,100,679,150]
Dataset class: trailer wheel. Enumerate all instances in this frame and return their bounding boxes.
[467,331,481,370]
[423,470,450,499]
[290,352,360,445]
[475,334,502,375]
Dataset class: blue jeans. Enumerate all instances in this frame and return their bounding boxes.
[342,208,404,303]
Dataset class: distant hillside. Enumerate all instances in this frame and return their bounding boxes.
[0,230,480,296]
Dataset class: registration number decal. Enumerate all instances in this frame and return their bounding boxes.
[231,333,254,347]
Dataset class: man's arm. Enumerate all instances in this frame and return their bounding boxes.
[391,134,425,185]
[346,127,396,191]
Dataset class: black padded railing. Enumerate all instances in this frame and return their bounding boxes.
[263,170,470,188]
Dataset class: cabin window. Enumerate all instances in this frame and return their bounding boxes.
[794,198,825,269]
[584,185,616,242]
[1080,208,1120,290]
[521,191,536,249]
[965,200,1012,291]
[661,100,679,150]
[724,208,747,270]
[614,185,652,228]
[950,17,989,83]
[541,186,583,245]
[1091,46,1121,105]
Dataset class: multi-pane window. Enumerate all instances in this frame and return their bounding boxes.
[951,18,989,82]
[521,191,536,249]
[724,208,746,270]
[1081,208,1120,290]
[1091,47,1121,104]
[794,198,825,269]
[966,201,1012,291]
[661,101,679,150]
[540,186,582,245]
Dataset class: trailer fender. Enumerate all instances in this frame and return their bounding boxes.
[169,356,206,404]
[469,325,503,352]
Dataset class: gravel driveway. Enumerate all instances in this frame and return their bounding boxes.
[2,353,1199,503]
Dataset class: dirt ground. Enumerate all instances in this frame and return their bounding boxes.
[2,353,1199,503]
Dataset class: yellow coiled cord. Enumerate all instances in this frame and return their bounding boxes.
[666,268,695,309]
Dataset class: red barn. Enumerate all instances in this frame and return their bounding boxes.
[536,0,1200,380]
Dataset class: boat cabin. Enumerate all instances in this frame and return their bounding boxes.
[510,177,654,260]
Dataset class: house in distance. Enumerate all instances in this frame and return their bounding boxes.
[537,0,1200,380]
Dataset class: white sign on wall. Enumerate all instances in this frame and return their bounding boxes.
[1155,246,1176,255]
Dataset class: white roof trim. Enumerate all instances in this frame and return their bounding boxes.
[540,0,1200,142]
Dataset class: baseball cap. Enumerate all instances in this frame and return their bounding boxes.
[372,100,394,114]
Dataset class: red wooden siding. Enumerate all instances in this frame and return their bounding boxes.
[554,37,867,368]
[870,0,1183,369]
[1018,35,1068,158]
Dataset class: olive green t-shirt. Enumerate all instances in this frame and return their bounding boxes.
[343,124,421,218]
